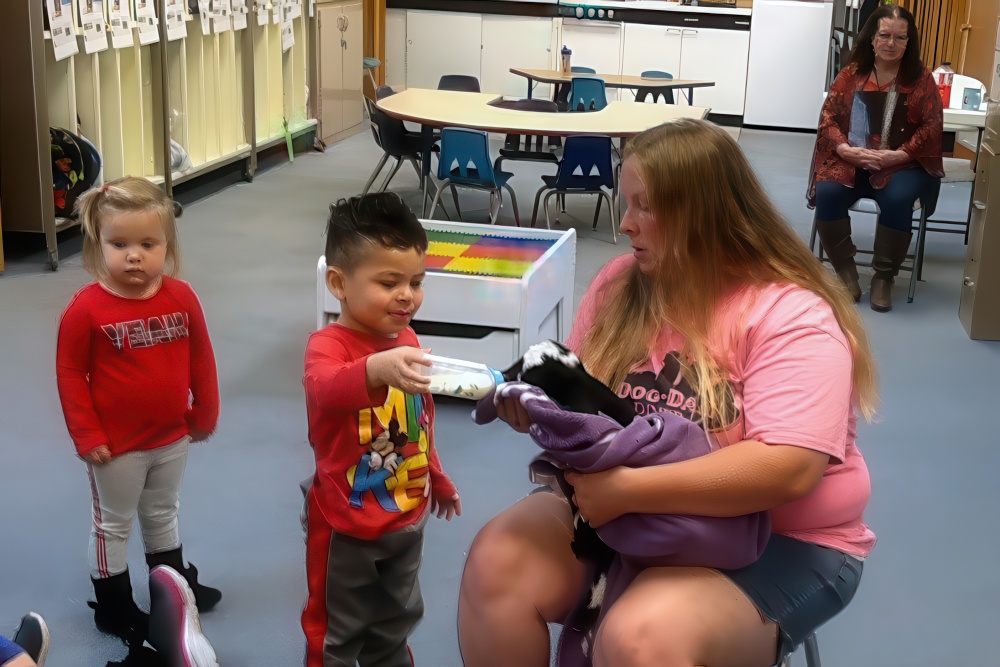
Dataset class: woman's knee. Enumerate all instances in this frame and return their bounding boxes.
[593,567,777,667]
[814,182,855,222]
[594,600,681,667]
[462,518,535,599]
[461,494,582,618]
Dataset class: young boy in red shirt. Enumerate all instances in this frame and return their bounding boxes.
[302,193,461,667]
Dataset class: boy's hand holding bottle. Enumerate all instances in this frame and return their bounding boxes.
[366,346,432,396]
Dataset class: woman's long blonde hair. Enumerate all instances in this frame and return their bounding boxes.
[77,176,182,283]
[581,119,878,423]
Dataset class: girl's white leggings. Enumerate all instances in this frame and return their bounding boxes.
[86,437,189,578]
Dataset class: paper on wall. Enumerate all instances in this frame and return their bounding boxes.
[47,0,79,61]
[166,0,187,40]
[199,0,211,34]
[272,0,281,25]
[80,0,109,54]
[287,0,301,20]
[281,17,294,52]
[108,0,134,48]
[232,0,247,30]
[256,0,267,26]
[213,0,232,33]
[135,0,159,45]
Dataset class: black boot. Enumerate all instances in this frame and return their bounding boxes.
[89,570,149,643]
[870,225,912,312]
[146,546,222,612]
[816,216,862,302]
[106,639,168,667]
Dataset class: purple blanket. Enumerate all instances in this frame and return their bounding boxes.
[475,383,771,666]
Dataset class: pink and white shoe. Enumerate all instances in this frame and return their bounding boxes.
[148,565,219,667]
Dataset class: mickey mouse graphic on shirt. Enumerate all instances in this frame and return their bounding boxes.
[348,388,432,514]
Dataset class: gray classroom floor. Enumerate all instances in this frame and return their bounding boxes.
[1,125,998,667]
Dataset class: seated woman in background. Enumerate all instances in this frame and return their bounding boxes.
[459,118,878,667]
[809,4,943,312]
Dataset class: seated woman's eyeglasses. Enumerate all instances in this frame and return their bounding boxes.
[876,33,909,45]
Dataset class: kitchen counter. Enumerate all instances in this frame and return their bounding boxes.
[559,1,750,16]
[386,0,750,19]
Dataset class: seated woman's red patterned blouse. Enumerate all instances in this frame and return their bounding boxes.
[807,62,944,207]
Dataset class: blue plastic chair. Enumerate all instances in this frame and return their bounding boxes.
[569,77,608,112]
[489,99,561,173]
[428,127,520,226]
[437,75,481,92]
[361,99,424,196]
[530,135,616,241]
[555,67,597,110]
[636,70,675,104]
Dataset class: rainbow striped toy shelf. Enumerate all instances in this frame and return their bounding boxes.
[318,220,577,369]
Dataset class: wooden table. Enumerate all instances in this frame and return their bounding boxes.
[376,89,710,137]
[375,88,711,214]
[510,67,715,105]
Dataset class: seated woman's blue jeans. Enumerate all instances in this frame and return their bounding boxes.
[815,167,937,232]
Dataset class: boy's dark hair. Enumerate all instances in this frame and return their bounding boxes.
[325,193,427,270]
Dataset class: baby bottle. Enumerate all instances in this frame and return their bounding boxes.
[420,354,504,400]
[561,45,572,74]
[933,61,955,108]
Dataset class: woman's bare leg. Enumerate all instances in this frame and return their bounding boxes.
[458,492,586,667]
[593,567,779,667]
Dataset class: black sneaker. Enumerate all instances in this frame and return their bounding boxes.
[148,566,219,667]
[12,612,49,667]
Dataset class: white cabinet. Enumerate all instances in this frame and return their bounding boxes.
[744,0,834,128]
[620,23,748,114]
[405,10,482,90]
[620,23,681,102]
[678,28,749,115]
[385,8,407,90]
[561,18,623,101]
[317,0,364,143]
[482,16,556,99]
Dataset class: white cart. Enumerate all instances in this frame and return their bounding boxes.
[317,220,577,370]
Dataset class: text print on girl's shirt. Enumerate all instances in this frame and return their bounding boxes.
[101,313,189,350]
[618,351,739,431]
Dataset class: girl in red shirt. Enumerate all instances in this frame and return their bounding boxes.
[56,177,221,657]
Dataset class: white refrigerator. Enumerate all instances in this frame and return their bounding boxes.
[743,0,835,129]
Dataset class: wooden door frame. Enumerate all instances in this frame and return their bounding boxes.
[363,0,386,98]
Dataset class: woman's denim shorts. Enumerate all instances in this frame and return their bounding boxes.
[722,534,865,662]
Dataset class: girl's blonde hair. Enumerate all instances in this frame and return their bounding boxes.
[77,176,182,282]
[581,119,879,423]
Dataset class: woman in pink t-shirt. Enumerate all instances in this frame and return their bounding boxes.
[458,119,877,667]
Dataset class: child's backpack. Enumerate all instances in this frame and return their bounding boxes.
[50,126,102,218]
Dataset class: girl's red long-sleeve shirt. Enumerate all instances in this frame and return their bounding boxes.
[56,277,220,458]
[303,324,457,540]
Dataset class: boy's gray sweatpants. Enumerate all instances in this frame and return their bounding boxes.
[323,520,425,667]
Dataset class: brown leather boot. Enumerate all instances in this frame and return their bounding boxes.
[815,216,861,302]
[870,225,913,312]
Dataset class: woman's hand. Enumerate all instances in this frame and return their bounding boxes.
[496,391,533,433]
[836,144,882,170]
[565,467,631,528]
[871,149,912,170]
[367,347,432,396]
